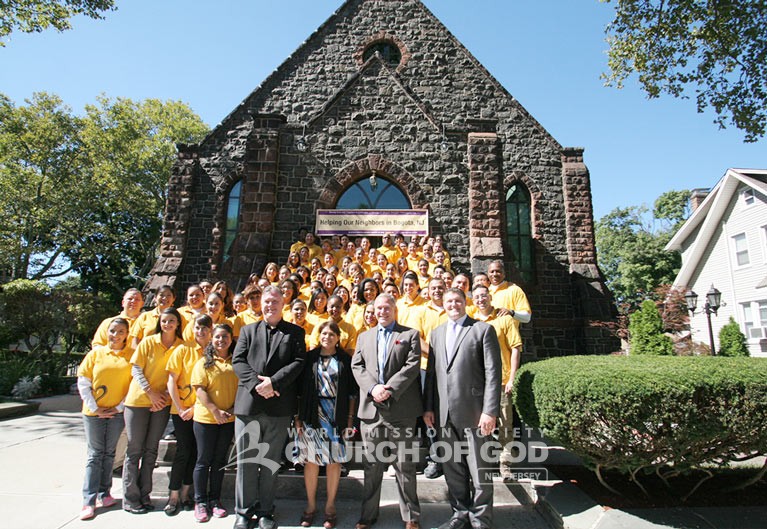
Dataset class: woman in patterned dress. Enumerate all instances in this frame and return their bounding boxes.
[294,321,357,529]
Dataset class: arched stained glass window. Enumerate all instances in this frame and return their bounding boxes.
[505,183,535,283]
[224,181,242,260]
[336,175,410,209]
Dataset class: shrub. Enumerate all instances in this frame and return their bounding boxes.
[718,317,749,357]
[514,356,767,497]
[628,299,673,355]
[12,375,42,400]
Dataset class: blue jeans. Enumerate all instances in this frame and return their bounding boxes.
[82,413,125,506]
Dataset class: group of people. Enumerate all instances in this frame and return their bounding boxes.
[76,229,531,529]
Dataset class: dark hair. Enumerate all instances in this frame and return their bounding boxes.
[445,287,467,301]
[356,278,381,305]
[308,288,329,314]
[316,320,343,354]
[154,307,184,339]
[108,317,130,349]
[203,323,234,368]
[331,286,351,311]
[194,313,213,329]
[280,279,299,303]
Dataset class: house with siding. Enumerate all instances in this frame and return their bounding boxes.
[666,168,767,356]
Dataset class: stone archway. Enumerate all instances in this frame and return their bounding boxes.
[317,155,428,210]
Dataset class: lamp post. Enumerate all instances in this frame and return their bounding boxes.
[685,285,722,355]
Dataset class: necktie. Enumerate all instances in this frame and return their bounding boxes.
[377,327,391,384]
[445,320,459,364]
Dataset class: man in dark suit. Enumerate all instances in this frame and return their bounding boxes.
[232,285,306,529]
[351,293,422,529]
[424,288,501,529]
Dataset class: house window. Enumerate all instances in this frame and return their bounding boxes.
[505,184,535,283]
[224,181,242,260]
[742,188,755,206]
[733,232,750,267]
[742,300,767,339]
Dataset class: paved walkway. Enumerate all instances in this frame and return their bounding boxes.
[0,396,549,529]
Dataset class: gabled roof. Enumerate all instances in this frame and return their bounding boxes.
[665,168,767,288]
[201,0,561,151]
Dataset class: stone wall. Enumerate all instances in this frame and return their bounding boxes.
[146,0,619,356]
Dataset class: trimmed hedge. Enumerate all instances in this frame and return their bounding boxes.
[514,356,767,482]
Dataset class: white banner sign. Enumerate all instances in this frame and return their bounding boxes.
[316,209,429,237]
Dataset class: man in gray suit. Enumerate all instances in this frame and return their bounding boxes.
[232,286,306,529]
[424,288,501,529]
[352,293,422,529]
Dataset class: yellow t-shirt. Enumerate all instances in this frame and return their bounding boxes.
[166,342,204,414]
[91,313,138,348]
[415,303,447,370]
[125,334,184,408]
[191,356,238,424]
[130,307,188,344]
[379,245,399,264]
[182,313,231,343]
[489,282,532,315]
[311,318,357,353]
[178,306,203,325]
[396,296,426,330]
[291,319,315,349]
[475,309,522,384]
[345,303,367,330]
[77,345,134,415]
[232,310,262,338]
[306,311,330,329]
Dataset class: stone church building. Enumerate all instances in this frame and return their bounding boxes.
[147,0,618,357]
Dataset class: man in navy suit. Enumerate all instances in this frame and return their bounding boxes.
[424,288,501,529]
[232,285,305,529]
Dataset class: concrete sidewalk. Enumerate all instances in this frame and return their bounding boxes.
[0,395,548,529]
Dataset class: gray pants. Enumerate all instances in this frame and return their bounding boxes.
[234,413,291,518]
[440,421,494,528]
[359,417,420,524]
[122,406,170,508]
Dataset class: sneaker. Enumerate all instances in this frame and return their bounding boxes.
[79,505,96,520]
[96,494,117,508]
[210,500,228,518]
[194,503,210,523]
[424,460,443,479]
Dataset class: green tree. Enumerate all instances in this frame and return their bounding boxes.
[0,0,115,46]
[0,92,208,296]
[595,189,688,302]
[628,299,674,355]
[718,316,749,357]
[602,0,767,142]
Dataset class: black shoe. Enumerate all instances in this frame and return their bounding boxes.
[234,513,252,529]
[182,498,195,511]
[258,514,278,529]
[142,502,155,511]
[437,518,468,529]
[164,500,181,516]
[124,504,148,515]
[424,460,443,479]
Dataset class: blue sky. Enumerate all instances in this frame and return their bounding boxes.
[2,0,764,220]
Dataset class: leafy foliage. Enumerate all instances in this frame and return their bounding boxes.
[718,316,749,357]
[629,299,674,355]
[0,0,115,46]
[514,355,767,497]
[596,190,688,303]
[0,92,208,296]
[602,0,767,142]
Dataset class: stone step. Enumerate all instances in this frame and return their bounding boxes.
[153,439,533,505]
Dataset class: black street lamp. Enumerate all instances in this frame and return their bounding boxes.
[685,285,722,355]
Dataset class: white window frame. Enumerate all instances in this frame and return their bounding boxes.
[742,300,767,340]
[742,188,755,206]
[732,232,750,268]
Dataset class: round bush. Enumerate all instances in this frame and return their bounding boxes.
[514,355,767,476]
